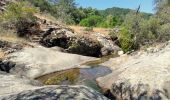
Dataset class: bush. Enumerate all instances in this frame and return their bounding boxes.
[80,15,102,27]
[0,1,38,37]
[118,28,134,52]
[158,23,170,42]
[122,11,161,47]
[109,27,134,52]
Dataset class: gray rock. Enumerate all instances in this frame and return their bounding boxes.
[7,46,97,78]
[0,85,109,100]
[97,43,170,100]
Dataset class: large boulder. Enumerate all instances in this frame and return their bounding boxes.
[6,46,96,78]
[97,42,170,100]
[67,36,103,57]
[41,28,76,48]
[1,85,109,100]
[41,29,121,57]
[93,33,121,56]
[0,71,108,100]
[0,71,40,96]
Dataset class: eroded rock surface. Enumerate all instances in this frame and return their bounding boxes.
[97,42,170,100]
[0,71,108,100]
[0,45,108,100]
[1,85,109,100]
[24,16,121,57]
[7,46,96,78]
[0,71,40,96]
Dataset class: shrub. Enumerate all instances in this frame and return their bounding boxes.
[80,15,102,27]
[118,28,134,52]
[109,27,134,52]
[0,1,38,37]
[158,23,170,42]
[122,11,161,47]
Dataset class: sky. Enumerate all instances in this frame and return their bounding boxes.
[75,0,154,13]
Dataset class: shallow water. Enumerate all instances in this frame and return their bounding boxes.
[36,55,117,92]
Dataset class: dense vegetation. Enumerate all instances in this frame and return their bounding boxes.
[25,0,151,28]
[1,0,170,53]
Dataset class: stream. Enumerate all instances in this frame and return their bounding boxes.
[36,54,117,93]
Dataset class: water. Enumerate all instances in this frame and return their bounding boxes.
[36,55,117,92]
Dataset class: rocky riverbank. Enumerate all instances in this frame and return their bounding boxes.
[0,41,109,99]
[97,41,170,100]
[1,38,170,100]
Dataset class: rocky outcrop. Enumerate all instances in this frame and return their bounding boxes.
[1,85,108,100]
[97,42,170,100]
[0,71,40,96]
[23,15,121,57]
[0,40,23,54]
[40,28,120,57]
[7,46,97,78]
[0,61,15,73]
[67,36,103,57]
[0,45,108,99]
[0,71,108,100]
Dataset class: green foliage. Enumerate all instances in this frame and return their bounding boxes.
[27,0,54,12]
[80,15,102,27]
[0,1,38,37]
[155,0,170,42]
[0,1,37,21]
[99,15,120,28]
[118,28,134,52]
[158,23,170,41]
[114,11,161,51]
[122,11,157,46]
[99,7,152,26]
[26,0,152,27]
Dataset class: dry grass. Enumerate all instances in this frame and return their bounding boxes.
[34,13,59,24]
[0,51,5,59]
[69,25,110,35]
[0,30,26,43]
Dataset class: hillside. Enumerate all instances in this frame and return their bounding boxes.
[99,7,152,19]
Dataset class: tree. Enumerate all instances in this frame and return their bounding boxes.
[55,0,76,24]
[80,15,102,27]
[155,0,170,41]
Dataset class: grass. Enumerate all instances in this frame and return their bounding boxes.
[69,25,110,35]
[0,50,5,60]
[0,29,27,43]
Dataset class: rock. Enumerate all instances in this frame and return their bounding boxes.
[16,14,121,57]
[7,46,97,78]
[41,28,76,48]
[97,43,170,100]
[101,47,109,56]
[0,61,16,73]
[94,33,121,55]
[0,85,109,100]
[50,46,67,52]
[42,31,120,57]
[0,72,40,96]
[118,51,124,55]
[0,56,108,100]
[68,36,103,57]
[0,40,23,53]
